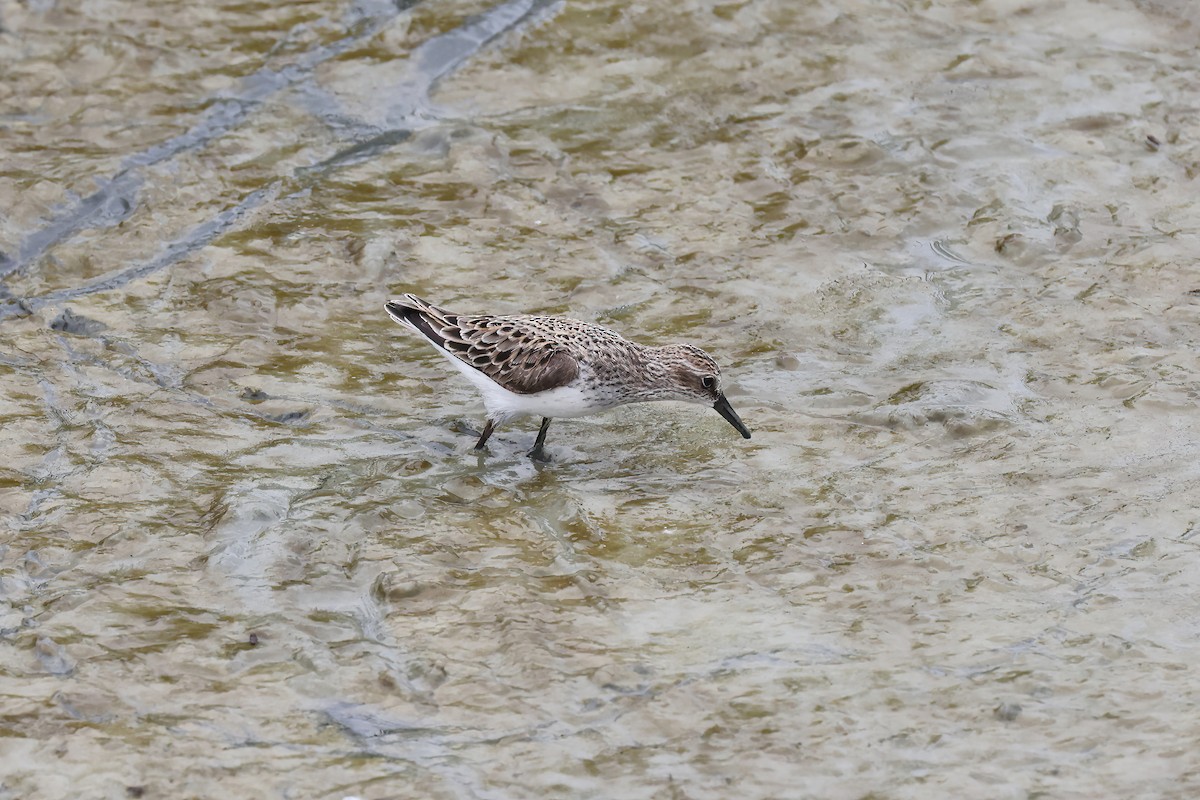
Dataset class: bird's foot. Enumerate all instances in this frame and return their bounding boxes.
[527,446,551,463]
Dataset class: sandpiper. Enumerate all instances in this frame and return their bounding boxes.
[384,294,751,461]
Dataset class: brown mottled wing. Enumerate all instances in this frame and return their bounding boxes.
[485,344,579,394]
[391,295,580,395]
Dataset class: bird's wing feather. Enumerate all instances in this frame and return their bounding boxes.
[387,295,580,395]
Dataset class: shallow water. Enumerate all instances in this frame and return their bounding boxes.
[3,0,1200,797]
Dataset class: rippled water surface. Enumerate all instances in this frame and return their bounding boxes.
[3,0,1200,796]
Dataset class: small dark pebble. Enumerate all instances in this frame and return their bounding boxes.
[994,702,1022,721]
[49,308,107,336]
[1145,134,1161,151]
[248,633,259,646]
[266,410,309,424]
[126,787,146,799]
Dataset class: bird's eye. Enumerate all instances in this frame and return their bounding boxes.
[701,375,716,390]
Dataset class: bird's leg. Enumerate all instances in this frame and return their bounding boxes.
[473,419,496,451]
[527,417,552,462]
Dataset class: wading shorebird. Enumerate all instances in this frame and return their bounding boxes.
[384,294,751,461]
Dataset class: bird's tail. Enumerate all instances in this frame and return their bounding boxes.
[384,294,457,348]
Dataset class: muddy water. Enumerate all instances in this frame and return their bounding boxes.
[3,0,1200,796]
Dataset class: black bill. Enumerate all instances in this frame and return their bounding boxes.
[713,393,752,439]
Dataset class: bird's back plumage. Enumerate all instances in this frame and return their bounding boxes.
[384,294,627,395]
